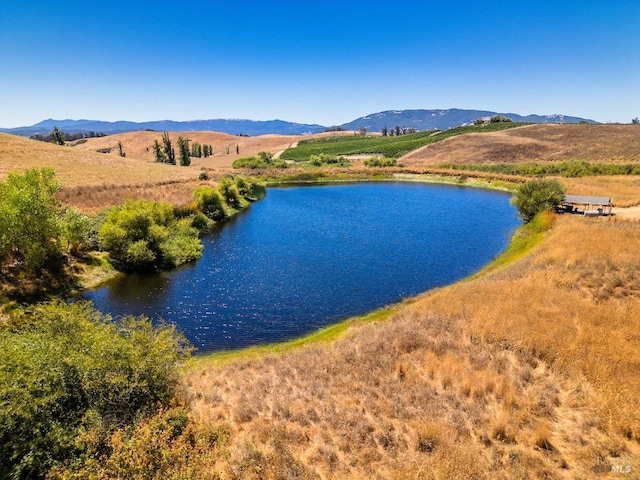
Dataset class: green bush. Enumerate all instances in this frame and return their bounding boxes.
[218,177,242,208]
[193,186,226,221]
[0,168,62,273]
[98,200,202,271]
[159,218,204,269]
[0,301,192,479]
[364,157,398,167]
[309,153,351,167]
[59,207,95,256]
[512,179,565,222]
[232,155,288,169]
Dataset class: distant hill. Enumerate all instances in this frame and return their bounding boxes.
[0,118,326,137]
[1,109,597,137]
[340,109,597,132]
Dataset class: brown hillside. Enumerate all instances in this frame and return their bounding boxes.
[0,132,197,187]
[72,130,354,171]
[401,124,640,166]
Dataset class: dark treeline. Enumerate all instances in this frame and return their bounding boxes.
[30,126,106,143]
[381,125,418,136]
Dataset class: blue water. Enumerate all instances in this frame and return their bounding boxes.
[82,182,521,352]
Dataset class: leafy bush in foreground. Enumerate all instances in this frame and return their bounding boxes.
[0,301,191,479]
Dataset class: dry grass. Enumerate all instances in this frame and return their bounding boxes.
[71,130,356,171]
[400,124,640,167]
[184,214,640,479]
[557,175,640,207]
[0,132,197,187]
[4,124,640,477]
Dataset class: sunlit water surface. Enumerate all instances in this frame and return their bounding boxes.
[82,183,521,352]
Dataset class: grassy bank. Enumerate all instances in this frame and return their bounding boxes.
[184,211,640,479]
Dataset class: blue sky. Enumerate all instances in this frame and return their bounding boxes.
[1,1,639,128]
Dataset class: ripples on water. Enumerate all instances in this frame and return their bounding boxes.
[82,182,521,352]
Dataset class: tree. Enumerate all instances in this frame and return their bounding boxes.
[511,178,565,222]
[0,168,62,273]
[177,136,191,166]
[381,126,388,136]
[52,126,66,145]
[191,142,202,158]
[118,141,126,157]
[153,139,166,162]
[632,117,639,125]
[490,115,512,123]
[162,132,175,164]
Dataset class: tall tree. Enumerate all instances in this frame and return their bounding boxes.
[177,136,191,166]
[153,139,166,162]
[162,132,175,164]
[52,126,66,146]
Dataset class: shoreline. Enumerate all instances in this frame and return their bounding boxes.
[186,174,530,367]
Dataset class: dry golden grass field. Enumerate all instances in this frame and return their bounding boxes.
[184,214,640,479]
[400,124,640,166]
[2,125,640,478]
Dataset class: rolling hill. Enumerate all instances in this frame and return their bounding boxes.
[0,118,326,137]
[1,108,596,138]
[340,108,596,132]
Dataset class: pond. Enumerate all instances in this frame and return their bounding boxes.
[82,182,522,352]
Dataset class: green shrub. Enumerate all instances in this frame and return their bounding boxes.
[309,153,351,167]
[190,212,211,233]
[218,177,242,208]
[59,207,94,256]
[364,157,398,167]
[232,155,288,169]
[0,168,62,273]
[193,186,226,221]
[0,301,191,479]
[512,179,565,222]
[98,200,202,271]
[158,219,204,269]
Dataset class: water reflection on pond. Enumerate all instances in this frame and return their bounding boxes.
[82,183,521,352]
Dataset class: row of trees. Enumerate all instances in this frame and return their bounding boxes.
[190,142,213,158]
[152,133,215,165]
[381,125,418,136]
[473,115,513,125]
[30,127,106,145]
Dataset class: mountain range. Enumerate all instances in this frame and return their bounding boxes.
[0,109,596,137]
